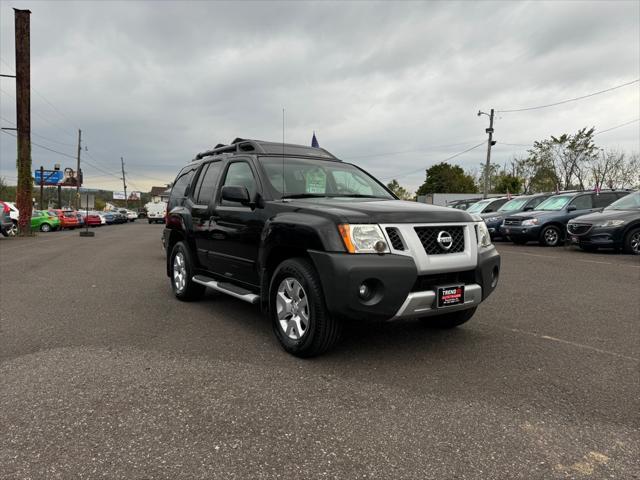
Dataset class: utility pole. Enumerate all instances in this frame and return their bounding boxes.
[121,157,128,208]
[14,9,32,234]
[75,129,82,208]
[478,108,496,199]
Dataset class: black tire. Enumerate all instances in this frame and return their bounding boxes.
[623,227,640,255]
[1,228,7,237]
[148,219,152,224]
[269,258,341,358]
[512,238,528,245]
[579,244,598,252]
[539,225,562,247]
[40,223,51,232]
[421,307,477,329]
[169,241,206,301]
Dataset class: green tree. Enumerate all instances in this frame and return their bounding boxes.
[494,174,522,194]
[386,179,413,200]
[416,162,477,195]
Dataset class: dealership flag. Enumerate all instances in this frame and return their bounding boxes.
[507,189,512,200]
[311,132,320,148]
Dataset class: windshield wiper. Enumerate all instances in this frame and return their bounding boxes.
[330,194,388,199]
[281,193,328,199]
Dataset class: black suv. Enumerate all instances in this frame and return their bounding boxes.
[163,139,500,357]
[500,190,630,246]
[567,191,640,254]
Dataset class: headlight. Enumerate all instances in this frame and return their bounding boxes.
[477,222,492,247]
[485,216,501,223]
[597,219,625,227]
[521,218,539,226]
[338,224,389,253]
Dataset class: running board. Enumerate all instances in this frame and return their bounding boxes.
[192,275,260,304]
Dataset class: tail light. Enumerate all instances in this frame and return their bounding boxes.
[2,203,9,214]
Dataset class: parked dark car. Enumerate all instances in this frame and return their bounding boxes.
[163,138,500,357]
[567,191,640,254]
[481,193,552,239]
[466,197,510,215]
[501,190,630,246]
[446,198,482,210]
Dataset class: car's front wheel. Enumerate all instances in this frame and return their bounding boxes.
[270,258,341,357]
[624,227,640,255]
[421,307,477,329]
[539,225,562,247]
[40,223,51,232]
[170,241,205,301]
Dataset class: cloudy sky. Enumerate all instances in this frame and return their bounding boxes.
[0,0,638,194]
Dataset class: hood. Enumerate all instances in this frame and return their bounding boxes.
[506,210,556,220]
[568,209,640,223]
[281,198,474,224]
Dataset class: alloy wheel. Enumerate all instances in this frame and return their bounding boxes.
[276,278,309,340]
[631,231,640,254]
[173,251,187,292]
[544,228,558,246]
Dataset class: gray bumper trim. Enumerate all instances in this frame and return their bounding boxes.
[391,283,482,320]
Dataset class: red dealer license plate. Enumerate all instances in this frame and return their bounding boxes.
[437,285,465,308]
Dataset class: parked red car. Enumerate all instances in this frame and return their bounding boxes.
[48,209,80,229]
[79,211,102,227]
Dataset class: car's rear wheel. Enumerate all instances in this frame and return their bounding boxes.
[40,223,51,232]
[540,225,561,247]
[624,227,640,255]
[270,258,341,357]
[170,241,205,301]
[7,221,17,236]
[421,307,477,329]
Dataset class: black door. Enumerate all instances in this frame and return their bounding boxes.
[209,160,264,287]
[190,160,223,270]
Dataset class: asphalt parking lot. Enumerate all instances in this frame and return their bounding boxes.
[1,223,638,480]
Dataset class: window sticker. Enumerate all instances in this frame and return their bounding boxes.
[305,168,326,194]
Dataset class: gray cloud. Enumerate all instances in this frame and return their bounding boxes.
[1,0,638,193]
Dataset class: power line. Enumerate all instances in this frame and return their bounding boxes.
[497,79,639,113]
[342,140,482,160]
[0,115,76,147]
[380,141,486,180]
[593,118,639,136]
[1,129,77,160]
[498,118,640,148]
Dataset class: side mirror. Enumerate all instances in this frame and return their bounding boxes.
[484,208,493,213]
[523,206,533,211]
[567,205,576,212]
[221,185,251,205]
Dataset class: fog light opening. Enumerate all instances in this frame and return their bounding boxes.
[491,265,500,288]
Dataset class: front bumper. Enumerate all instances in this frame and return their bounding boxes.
[568,225,625,248]
[309,246,500,322]
[499,224,541,241]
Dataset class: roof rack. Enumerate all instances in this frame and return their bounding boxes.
[194,138,339,161]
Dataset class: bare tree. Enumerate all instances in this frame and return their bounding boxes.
[591,150,640,189]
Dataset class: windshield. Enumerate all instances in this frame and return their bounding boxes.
[535,195,573,211]
[259,157,393,199]
[466,200,491,213]
[498,198,529,212]
[606,192,639,210]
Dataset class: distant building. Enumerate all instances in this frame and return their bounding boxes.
[150,186,170,203]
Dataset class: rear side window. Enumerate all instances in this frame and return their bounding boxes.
[195,162,223,205]
[169,168,196,210]
[569,195,593,210]
[593,193,617,208]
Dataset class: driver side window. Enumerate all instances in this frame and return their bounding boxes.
[220,162,257,206]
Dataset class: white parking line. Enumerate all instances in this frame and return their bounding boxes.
[481,323,639,362]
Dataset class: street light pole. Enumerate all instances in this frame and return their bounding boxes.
[478,109,495,199]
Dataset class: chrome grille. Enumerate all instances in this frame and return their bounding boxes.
[503,218,522,226]
[414,226,465,255]
[385,227,405,250]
